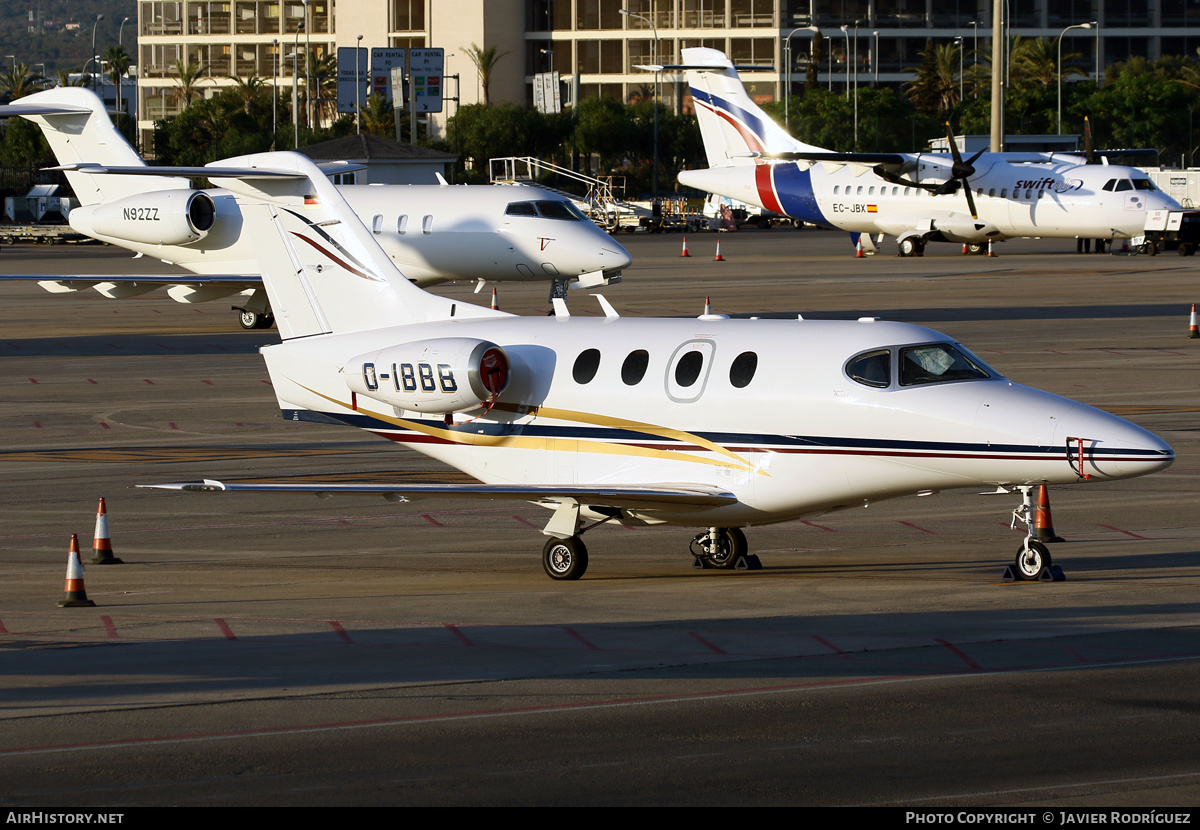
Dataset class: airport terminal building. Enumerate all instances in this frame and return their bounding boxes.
[134,1,1200,148]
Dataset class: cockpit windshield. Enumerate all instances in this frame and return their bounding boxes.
[846,343,999,389]
[505,200,588,221]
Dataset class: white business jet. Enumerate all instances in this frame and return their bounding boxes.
[143,149,1173,581]
[0,88,629,327]
[674,48,1181,256]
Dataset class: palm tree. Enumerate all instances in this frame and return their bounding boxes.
[1010,36,1082,88]
[305,51,338,125]
[0,63,44,100]
[104,45,132,114]
[361,94,396,137]
[172,58,210,108]
[464,43,510,105]
[905,42,961,115]
[227,74,267,115]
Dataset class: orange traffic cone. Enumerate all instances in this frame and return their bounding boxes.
[987,240,997,257]
[1190,304,1198,339]
[490,288,499,311]
[58,535,96,607]
[91,497,122,564]
[1033,485,1065,543]
[680,235,691,257]
[703,296,712,315]
[962,243,969,254]
[855,237,865,257]
[713,240,725,261]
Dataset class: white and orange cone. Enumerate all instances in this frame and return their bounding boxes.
[490,288,499,311]
[91,497,122,565]
[855,237,865,258]
[1189,304,1198,339]
[713,240,725,261]
[962,243,969,254]
[59,535,95,608]
[1033,485,1065,543]
[987,239,997,257]
[680,235,691,257]
[703,296,712,315]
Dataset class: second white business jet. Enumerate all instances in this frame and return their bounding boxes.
[0,88,630,327]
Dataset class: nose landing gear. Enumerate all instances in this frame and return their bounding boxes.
[690,527,760,570]
[1006,485,1064,581]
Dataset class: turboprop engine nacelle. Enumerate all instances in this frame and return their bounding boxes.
[69,189,218,246]
[346,338,511,414]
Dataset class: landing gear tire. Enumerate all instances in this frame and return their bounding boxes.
[543,536,588,580]
[239,310,262,330]
[967,243,985,255]
[1014,540,1051,581]
[898,237,923,257]
[259,312,275,329]
[693,527,748,570]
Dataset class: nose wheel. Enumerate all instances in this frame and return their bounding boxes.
[1014,539,1051,580]
[691,527,755,570]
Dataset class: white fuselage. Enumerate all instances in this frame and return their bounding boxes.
[261,315,1173,528]
[69,184,631,287]
[679,157,1180,244]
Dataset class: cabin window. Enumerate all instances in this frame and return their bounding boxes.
[675,351,704,387]
[1026,190,1033,199]
[903,187,911,196]
[988,188,996,198]
[729,351,757,388]
[892,187,899,196]
[1000,189,1008,199]
[572,349,601,384]
[1038,190,1045,199]
[846,349,890,388]
[397,214,408,234]
[898,343,994,387]
[833,185,840,195]
[505,202,537,216]
[371,214,384,234]
[1114,180,1132,192]
[621,350,649,385]
[422,214,433,233]
[868,186,875,196]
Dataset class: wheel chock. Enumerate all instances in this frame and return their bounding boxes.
[1039,565,1066,582]
[735,554,762,570]
[692,556,707,569]
[1003,564,1018,581]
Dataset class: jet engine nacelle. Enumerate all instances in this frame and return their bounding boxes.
[346,338,511,414]
[69,189,218,246]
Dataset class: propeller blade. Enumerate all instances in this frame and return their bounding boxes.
[1084,116,1095,164]
[963,181,979,220]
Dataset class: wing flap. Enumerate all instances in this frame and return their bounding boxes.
[141,479,738,510]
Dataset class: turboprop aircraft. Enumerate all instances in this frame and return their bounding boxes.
[673,48,1181,256]
[0,88,629,328]
[143,149,1173,581]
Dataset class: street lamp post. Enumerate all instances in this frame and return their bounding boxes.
[852,20,860,148]
[90,14,104,96]
[356,35,363,135]
[955,37,963,106]
[620,8,658,199]
[272,39,279,149]
[783,26,819,132]
[1057,22,1092,135]
[873,31,879,84]
[303,0,312,129]
[839,25,849,99]
[289,51,301,148]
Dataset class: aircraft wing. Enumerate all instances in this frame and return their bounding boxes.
[50,161,365,179]
[750,151,908,165]
[141,479,739,510]
[0,274,257,285]
[0,103,93,116]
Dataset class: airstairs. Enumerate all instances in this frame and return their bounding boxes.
[489,156,650,231]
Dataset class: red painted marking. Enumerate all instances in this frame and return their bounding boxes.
[936,638,983,671]
[1099,523,1147,539]
[898,521,935,534]
[168,423,178,430]
[143,379,154,384]
[1043,349,1068,355]
[445,624,474,647]
[32,422,40,429]
[0,618,7,634]
[28,378,37,384]
[213,618,237,640]
[328,621,354,644]
[100,616,118,639]
[688,632,727,654]
[1063,645,1089,663]
[87,378,98,384]
[1158,349,1188,356]
[512,515,540,529]
[801,520,834,532]
[261,379,272,384]
[100,423,110,430]
[564,627,600,650]
[235,423,244,427]
[811,635,844,654]
[421,513,444,527]
[1101,349,1125,355]
[202,380,214,385]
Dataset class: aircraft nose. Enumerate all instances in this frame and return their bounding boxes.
[602,242,633,270]
[1054,405,1174,480]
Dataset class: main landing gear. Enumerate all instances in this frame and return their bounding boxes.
[237,309,275,330]
[898,237,925,257]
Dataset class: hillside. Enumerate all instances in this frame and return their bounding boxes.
[0,1,137,77]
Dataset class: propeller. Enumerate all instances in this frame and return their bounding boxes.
[943,122,985,219]
[1083,116,1095,163]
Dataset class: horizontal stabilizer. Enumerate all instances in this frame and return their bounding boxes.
[0,103,92,117]
[140,479,738,510]
[51,161,365,180]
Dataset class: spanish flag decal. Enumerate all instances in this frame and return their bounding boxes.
[867,205,878,213]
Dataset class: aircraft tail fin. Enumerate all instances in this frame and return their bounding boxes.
[210,151,503,340]
[1,87,189,205]
[681,47,824,167]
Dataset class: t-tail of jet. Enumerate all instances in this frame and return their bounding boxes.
[0,87,189,205]
[208,151,503,339]
[680,47,823,166]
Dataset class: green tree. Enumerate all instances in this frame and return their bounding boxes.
[0,63,44,100]
[172,58,210,108]
[464,43,511,105]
